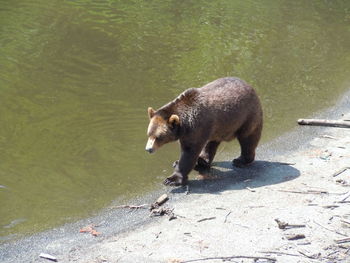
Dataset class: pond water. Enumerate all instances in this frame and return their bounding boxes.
[0,0,349,241]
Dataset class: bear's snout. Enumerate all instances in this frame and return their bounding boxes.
[146,148,153,153]
[145,137,156,154]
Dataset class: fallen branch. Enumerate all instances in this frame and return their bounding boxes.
[180,255,276,263]
[297,119,350,128]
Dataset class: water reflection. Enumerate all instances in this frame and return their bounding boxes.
[0,0,349,240]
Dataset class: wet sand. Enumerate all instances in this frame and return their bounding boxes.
[1,91,350,263]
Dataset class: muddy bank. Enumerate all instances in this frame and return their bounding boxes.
[1,91,350,263]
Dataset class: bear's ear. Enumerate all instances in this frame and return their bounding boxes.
[148,107,155,119]
[169,114,180,126]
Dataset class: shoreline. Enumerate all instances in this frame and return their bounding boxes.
[1,90,350,263]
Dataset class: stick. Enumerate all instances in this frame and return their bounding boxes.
[334,237,350,244]
[111,204,148,209]
[39,253,58,262]
[259,250,300,257]
[340,219,350,225]
[332,167,350,177]
[313,220,347,237]
[277,189,328,194]
[224,211,232,223]
[285,234,306,240]
[297,119,350,128]
[340,192,350,202]
[275,219,306,229]
[197,217,216,223]
[277,189,346,195]
[155,194,169,206]
[246,187,256,192]
[297,250,319,259]
[180,255,277,263]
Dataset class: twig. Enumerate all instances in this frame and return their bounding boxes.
[180,255,276,262]
[111,204,149,209]
[322,205,339,209]
[275,218,306,229]
[321,135,338,140]
[340,219,350,225]
[313,220,347,237]
[285,234,306,240]
[276,189,328,194]
[150,207,176,220]
[297,250,320,259]
[259,250,300,257]
[261,250,319,260]
[246,187,256,192]
[197,217,216,223]
[340,192,350,202]
[277,189,347,195]
[332,167,350,177]
[39,253,58,262]
[224,211,232,223]
[279,162,296,165]
[334,237,350,244]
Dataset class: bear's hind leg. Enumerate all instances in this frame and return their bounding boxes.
[233,126,261,168]
[196,141,220,170]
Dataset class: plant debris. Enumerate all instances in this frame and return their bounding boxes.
[39,253,58,262]
[274,218,306,229]
[79,224,101,237]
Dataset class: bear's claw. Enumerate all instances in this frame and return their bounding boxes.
[163,173,187,186]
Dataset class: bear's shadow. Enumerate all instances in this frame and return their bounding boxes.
[170,160,300,194]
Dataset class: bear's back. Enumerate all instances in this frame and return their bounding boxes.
[194,77,262,141]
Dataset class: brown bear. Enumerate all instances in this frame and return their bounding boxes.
[146,77,263,186]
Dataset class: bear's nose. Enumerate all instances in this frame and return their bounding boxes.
[145,147,153,154]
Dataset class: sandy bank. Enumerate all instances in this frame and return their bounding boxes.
[1,91,350,263]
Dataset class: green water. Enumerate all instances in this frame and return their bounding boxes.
[0,0,349,240]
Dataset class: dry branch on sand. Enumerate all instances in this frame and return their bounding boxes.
[298,118,350,128]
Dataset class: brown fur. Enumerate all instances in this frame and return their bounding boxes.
[146,77,263,186]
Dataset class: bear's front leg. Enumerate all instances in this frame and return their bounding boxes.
[164,146,201,186]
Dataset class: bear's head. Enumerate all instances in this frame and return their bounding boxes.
[145,107,180,153]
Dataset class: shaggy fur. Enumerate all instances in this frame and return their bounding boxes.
[146,77,263,186]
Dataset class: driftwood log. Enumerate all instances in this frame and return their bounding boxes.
[297,119,350,128]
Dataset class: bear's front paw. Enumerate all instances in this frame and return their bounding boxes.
[163,172,187,186]
[194,157,210,171]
